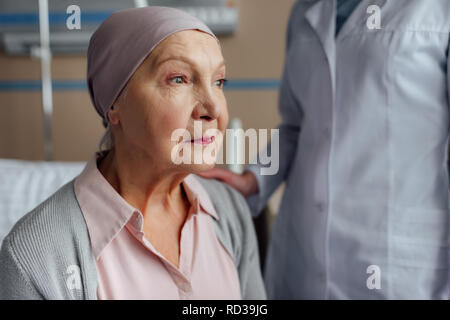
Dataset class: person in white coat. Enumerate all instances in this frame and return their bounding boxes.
[200,0,450,299]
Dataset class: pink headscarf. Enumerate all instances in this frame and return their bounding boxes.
[87,6,217,127]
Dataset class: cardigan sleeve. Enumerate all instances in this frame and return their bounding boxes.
[233,186,267,299]
[0,236,43,300]
[219,181,267,299]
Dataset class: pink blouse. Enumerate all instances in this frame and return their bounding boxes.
[74,151,241,300]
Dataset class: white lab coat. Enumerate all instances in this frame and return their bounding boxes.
[247,0,450,299]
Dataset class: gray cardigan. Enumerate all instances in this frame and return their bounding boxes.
[0,176,266,300]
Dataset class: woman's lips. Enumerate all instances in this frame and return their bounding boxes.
[185,136,215,145]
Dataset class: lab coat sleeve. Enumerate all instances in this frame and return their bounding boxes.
[245,4,304,216]
[448,37,450,131]
[447,36,450,300]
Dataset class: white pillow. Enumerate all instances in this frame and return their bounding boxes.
[0,159,85,245]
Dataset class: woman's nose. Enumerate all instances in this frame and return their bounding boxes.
[192,92,221,121]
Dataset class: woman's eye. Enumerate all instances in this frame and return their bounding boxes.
[170,76,185,84]
[214,78,227,88]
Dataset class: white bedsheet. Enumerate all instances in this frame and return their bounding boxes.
[0,159,85,244]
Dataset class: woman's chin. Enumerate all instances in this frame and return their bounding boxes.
[183,162,217,174]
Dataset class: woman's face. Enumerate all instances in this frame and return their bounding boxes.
[110,30,228,173]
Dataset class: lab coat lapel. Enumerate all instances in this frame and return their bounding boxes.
[305,0,336,99]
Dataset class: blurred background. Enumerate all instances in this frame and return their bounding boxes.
[0,0,296,266]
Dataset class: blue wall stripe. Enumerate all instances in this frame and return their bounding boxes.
[0,80,280,92]
[224,80,280,90]
[0,80,87,91]
[0,12,113,25]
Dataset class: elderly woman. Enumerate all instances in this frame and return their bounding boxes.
[0,7,265,300]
